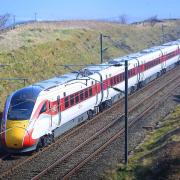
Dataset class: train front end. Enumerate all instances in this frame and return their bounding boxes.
[1,86,41,153]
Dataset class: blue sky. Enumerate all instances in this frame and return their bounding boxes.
[0,0,180,22]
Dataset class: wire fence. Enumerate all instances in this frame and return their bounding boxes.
[0,14,37,31]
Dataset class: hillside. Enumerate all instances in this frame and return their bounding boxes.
[0,20,180,110]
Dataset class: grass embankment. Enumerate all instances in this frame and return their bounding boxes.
[0,20,180,110]
[106,105,180,180]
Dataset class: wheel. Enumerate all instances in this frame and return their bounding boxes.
[105,99,112,109]
[50,133,55,143]
[36,138,44,151]
[157,72,161,78]
[130,86,135,94]
[137,82,143,89]
[37,134,54,149]
[46,133,54,145]
[87,110,94,120]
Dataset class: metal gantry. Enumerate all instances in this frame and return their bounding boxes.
[100,33,110,63]
[124,60,128,165]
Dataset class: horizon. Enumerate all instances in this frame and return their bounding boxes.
[1,0,180,24]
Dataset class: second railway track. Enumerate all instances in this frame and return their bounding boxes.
[32,67,180,179]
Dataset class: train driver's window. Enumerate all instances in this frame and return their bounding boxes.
[40,102,47,114]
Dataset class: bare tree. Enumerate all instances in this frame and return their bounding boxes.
[0,13,10,29]
[145,15,161,27]
[118,14,128,24]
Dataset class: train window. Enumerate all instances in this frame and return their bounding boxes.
[119,74,122,82]
[80,90,84,101]
[85,89,88,98]
[117,75,120,83]
[110,78,113,86]
[114,76,117,85]
[132,69,135,76]
[65,97,69,108]
[70,95,74,106]
[89,87,93,97]
[40,102,47,114]
[122,73,124,81]
[128,70,130,77]
[75,93,79,104]
[130,70,132,76]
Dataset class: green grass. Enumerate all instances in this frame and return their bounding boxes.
[105,105,180,180]
[0,20,180,110]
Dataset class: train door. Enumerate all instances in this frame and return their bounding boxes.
[94,72,104,106]
[160,53,166,70]
[106,75,109,99]
[48,101,52,129]
[35,101,52,137]
[158,49,164,71]
[95,81,99,105]
[139,60,145,81]
[134,62,139,84]
[57,95,61,126]
[97,72,104,103]
[135,59,141,84]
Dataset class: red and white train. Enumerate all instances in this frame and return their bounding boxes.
[1,39,180,153]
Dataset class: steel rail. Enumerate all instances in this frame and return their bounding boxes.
[0,66,179,179]
[31,70,180,180]
[61,82,180,180]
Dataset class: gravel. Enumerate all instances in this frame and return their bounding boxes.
[70,86,180,180]
[1,67,179,179]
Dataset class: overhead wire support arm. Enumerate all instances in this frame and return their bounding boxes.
[0,77,28,86]
[58,63,123,67]
[100,33,111,64]
[58,64,125,94]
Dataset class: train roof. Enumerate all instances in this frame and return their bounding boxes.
[33,62,121,91]
[33,72,80,90]
[30,39,180,91]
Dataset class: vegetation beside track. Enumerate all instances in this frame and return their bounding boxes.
[105,104,180,180]
[0,20,180,110]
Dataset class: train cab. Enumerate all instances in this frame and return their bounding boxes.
[1,86,42,152]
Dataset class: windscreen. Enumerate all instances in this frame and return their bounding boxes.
[7,86,41,120]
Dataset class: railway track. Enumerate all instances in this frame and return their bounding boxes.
[31,69,180,179]
[0,153,10,163]
[0,66,179,179]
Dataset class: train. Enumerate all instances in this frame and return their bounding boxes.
[1,39,180,153]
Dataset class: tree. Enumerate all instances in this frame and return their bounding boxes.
[118,14,128,24]
[0,13,10,29]
[144,15,161,27]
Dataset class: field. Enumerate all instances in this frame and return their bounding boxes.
[0,20,180,110]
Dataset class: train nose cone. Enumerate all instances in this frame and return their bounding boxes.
[5,120,29,149]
